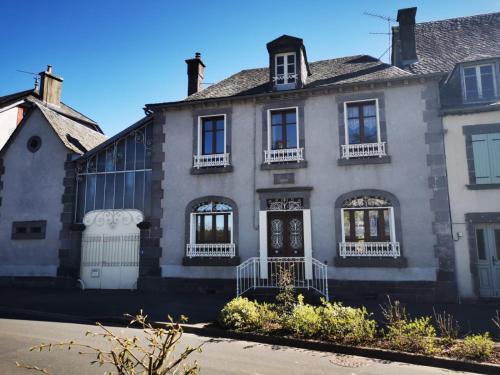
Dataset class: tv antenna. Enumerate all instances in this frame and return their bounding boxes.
[363,12,395,62]
[16,69,39,90]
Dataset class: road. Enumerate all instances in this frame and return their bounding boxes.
[0,318,476,375]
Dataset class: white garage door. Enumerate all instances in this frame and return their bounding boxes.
[80,209,143,290]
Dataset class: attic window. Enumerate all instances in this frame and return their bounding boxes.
[274,52,296,85]
[463,64,497,101]
[27,136,41,153]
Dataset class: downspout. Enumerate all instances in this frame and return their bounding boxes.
[253,99,259,231]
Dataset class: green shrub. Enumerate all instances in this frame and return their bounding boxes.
[318,300,377,345]
[384,316,437,355]
[219,297,260,332]
[284,295,322,338]
[453,333,495,362]
[257,302,282,333]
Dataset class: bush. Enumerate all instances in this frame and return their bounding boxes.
[384,316,437,355]
[453,333,495,362]
[283,295,322,338]
[318,299,377,345]
[433,308,460,346]
[219,297,260,332]
[257,302,282,333]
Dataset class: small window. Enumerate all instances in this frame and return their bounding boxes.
[275,52,296,85]
[27,136,41,153]
[471,133,500,184]
[11,221,46,240]
[201,116,225,155]
[463,64,497,101]
[346,101,378,144]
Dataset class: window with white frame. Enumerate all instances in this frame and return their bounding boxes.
[265,107,304,163]
[463,64,497,101]
[194,115,229,168]
[274,52,296,85]
[187,201,235,258]
[342,99,386,159]
[339,196,400,258]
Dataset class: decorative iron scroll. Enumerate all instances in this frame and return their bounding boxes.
[289,218,303,249]
[83,210,143,228]
[270,219,283,250]
[343,196,391,208]
[267,198,303,211]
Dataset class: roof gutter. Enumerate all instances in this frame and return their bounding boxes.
[145,71,446,112]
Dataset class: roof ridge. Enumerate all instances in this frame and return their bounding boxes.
[416,11,500,26]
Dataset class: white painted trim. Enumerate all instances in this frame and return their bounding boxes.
[303,209,313,279]
[0,99,24,114]
[343,98,381,149]
[389,207,396,242]
[275,52,296,85]
[196,114,227,156]
[267,106,300,151]
[340,208,346,241]
[462,63,497,101]
[259,210,268,278]
[340,206,396,242]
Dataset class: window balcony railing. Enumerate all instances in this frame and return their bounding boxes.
[341,142,386,159]
[339,242,400,258]
[272,73,297,83]
[264,147,304,164]
[193,153,230,168]
[186,243,236,258]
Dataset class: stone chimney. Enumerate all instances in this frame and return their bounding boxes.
[396,7,418,64]
[185,53,205,96]
[39,65,63,106]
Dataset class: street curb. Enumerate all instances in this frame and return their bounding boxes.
[1,306,498,374]
[180,324,500,375]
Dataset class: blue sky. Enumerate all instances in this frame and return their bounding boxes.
[1,0,498,135]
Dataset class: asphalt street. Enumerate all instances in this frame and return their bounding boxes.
[0,318,477,375]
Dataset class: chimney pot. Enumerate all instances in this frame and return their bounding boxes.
[47,64,52,73]
[195,52,201,59]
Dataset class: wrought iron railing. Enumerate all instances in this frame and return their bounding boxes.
[264,147,304,164]
[193,153,230,168]
[186,243,236,258]
[81,234,140,267]
[341,142,386,159]
[236,257,329,300]
[272,73,297,83]
[338,242,400,258]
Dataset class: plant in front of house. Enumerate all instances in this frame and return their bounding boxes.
[433,308,460,347]
[452,333,495,361]
[380,297,437,355]
[219,296,261,332]
[318,299,377,345]
[275,265,297,317]
[17,311,201,375]
[283,294,322,338]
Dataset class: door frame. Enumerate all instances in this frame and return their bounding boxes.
[465,212,500,299]
[259,208,312,279]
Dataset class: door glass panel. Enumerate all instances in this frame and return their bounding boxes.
[289,218,303,249]
[494,229,500,259]
[354,211,365,241]
[476,228,486,260]
[271,218,284,249]
[383,209,391,240]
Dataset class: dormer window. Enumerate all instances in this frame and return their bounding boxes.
[463,64,497,101]
[275,52,296,85]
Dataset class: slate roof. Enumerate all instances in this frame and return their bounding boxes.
[398,12,500,74]
[35,102,107,154]
[0,88,102,132]
[148,55,413,106]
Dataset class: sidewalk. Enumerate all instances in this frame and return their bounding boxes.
[0,287,498,337]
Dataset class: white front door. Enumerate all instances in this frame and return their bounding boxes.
[80,209,143,290]
[475,224,500,298]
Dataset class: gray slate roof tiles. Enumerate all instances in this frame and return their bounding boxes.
[400,12,500,74]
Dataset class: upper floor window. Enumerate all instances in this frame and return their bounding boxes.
[194,115,229,168]
[471,133,500,184]
[463,64,497,101]
[274,53,296,85]
[342,99,386,159]
[265,107,304,164]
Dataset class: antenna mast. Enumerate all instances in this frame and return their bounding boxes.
[363,12,395,63]
[16,69,39,90]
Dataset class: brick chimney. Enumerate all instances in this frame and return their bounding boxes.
[39,65,63,106]
[396,7,418,64]
[185,53,205,96]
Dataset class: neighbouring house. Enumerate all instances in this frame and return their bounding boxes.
[393,9,500,300]
[0,66,107,282]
